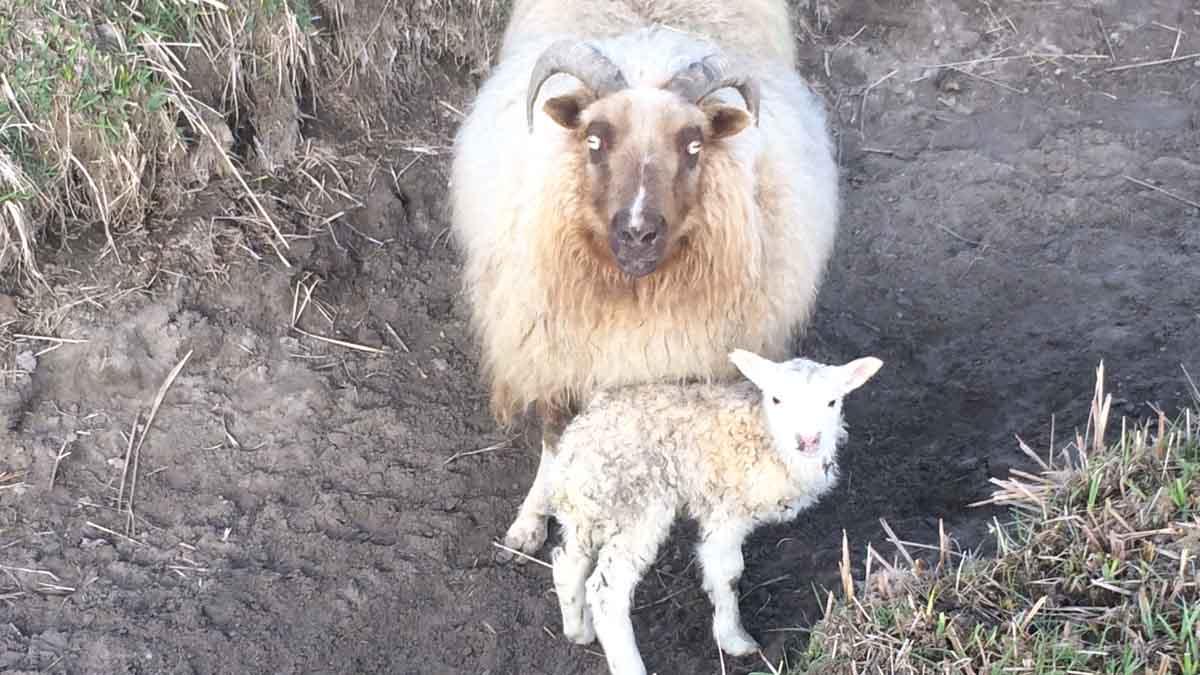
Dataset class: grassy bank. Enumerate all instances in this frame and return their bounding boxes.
[0,0,508,352]
[0,0,318,278]
[785,365,1200,674]
[0,0,509,272]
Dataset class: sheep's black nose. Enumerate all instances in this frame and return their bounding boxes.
[609,208,668,278]
[611,209,666,247]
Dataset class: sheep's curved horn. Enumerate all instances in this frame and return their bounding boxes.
[664,54,761,125]
[526,40,630,132]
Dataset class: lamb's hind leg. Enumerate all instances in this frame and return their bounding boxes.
[551,523,595,644]
[586,505,673,675]
[697,523,759,656]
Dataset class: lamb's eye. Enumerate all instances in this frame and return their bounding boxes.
[771,397,780,405]
[687,140,702,155]
[587,135,602,151]
[827,399,837,408]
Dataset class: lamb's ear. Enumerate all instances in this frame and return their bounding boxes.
[729,349,776,389]
[838,357,883,394]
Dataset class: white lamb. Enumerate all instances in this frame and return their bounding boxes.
[541,348,884,675]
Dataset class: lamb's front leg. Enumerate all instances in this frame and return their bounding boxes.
[500,406,571,562]
[499,439,556,561]
[697,523,759,656]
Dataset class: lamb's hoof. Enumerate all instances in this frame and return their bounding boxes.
[562,620,596,645]
[567,601,596,645]
[497,514,548,563]
[715,626,760,657]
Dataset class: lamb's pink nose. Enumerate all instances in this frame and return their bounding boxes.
[799,433,821,448]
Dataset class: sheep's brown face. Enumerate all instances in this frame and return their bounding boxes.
[543,89,751,278]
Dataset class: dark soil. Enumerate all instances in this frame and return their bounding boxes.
[3,1,1199,673]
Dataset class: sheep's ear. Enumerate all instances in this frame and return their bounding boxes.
[543,95,585,129]
[704,103,751,140]
[729,349,776,389]
[838,357,883,394]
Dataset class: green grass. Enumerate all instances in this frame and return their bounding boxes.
[0,0,196,166]
[778,364,1200,675]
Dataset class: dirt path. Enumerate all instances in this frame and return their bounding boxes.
[3,1,1199,673]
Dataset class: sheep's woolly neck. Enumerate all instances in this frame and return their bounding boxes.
[517,142,773,412]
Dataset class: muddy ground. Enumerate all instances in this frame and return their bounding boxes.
[3,0,1199,673]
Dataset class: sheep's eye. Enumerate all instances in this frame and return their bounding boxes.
[827,399,837,408]
[586,135,602,151]
[687,140,702,155]
[771,396,781,405]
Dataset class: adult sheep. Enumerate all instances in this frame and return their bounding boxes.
[448,0,840,560]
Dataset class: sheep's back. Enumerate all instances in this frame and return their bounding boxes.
[500,0,795,66]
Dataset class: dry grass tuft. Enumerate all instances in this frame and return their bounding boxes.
[0,144,42,283]
[397,0,512,79]
[317,0,511,87]
[790,362,1200,674]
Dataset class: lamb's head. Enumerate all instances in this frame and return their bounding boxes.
[527,41,759,278]
[729,349,883,461]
